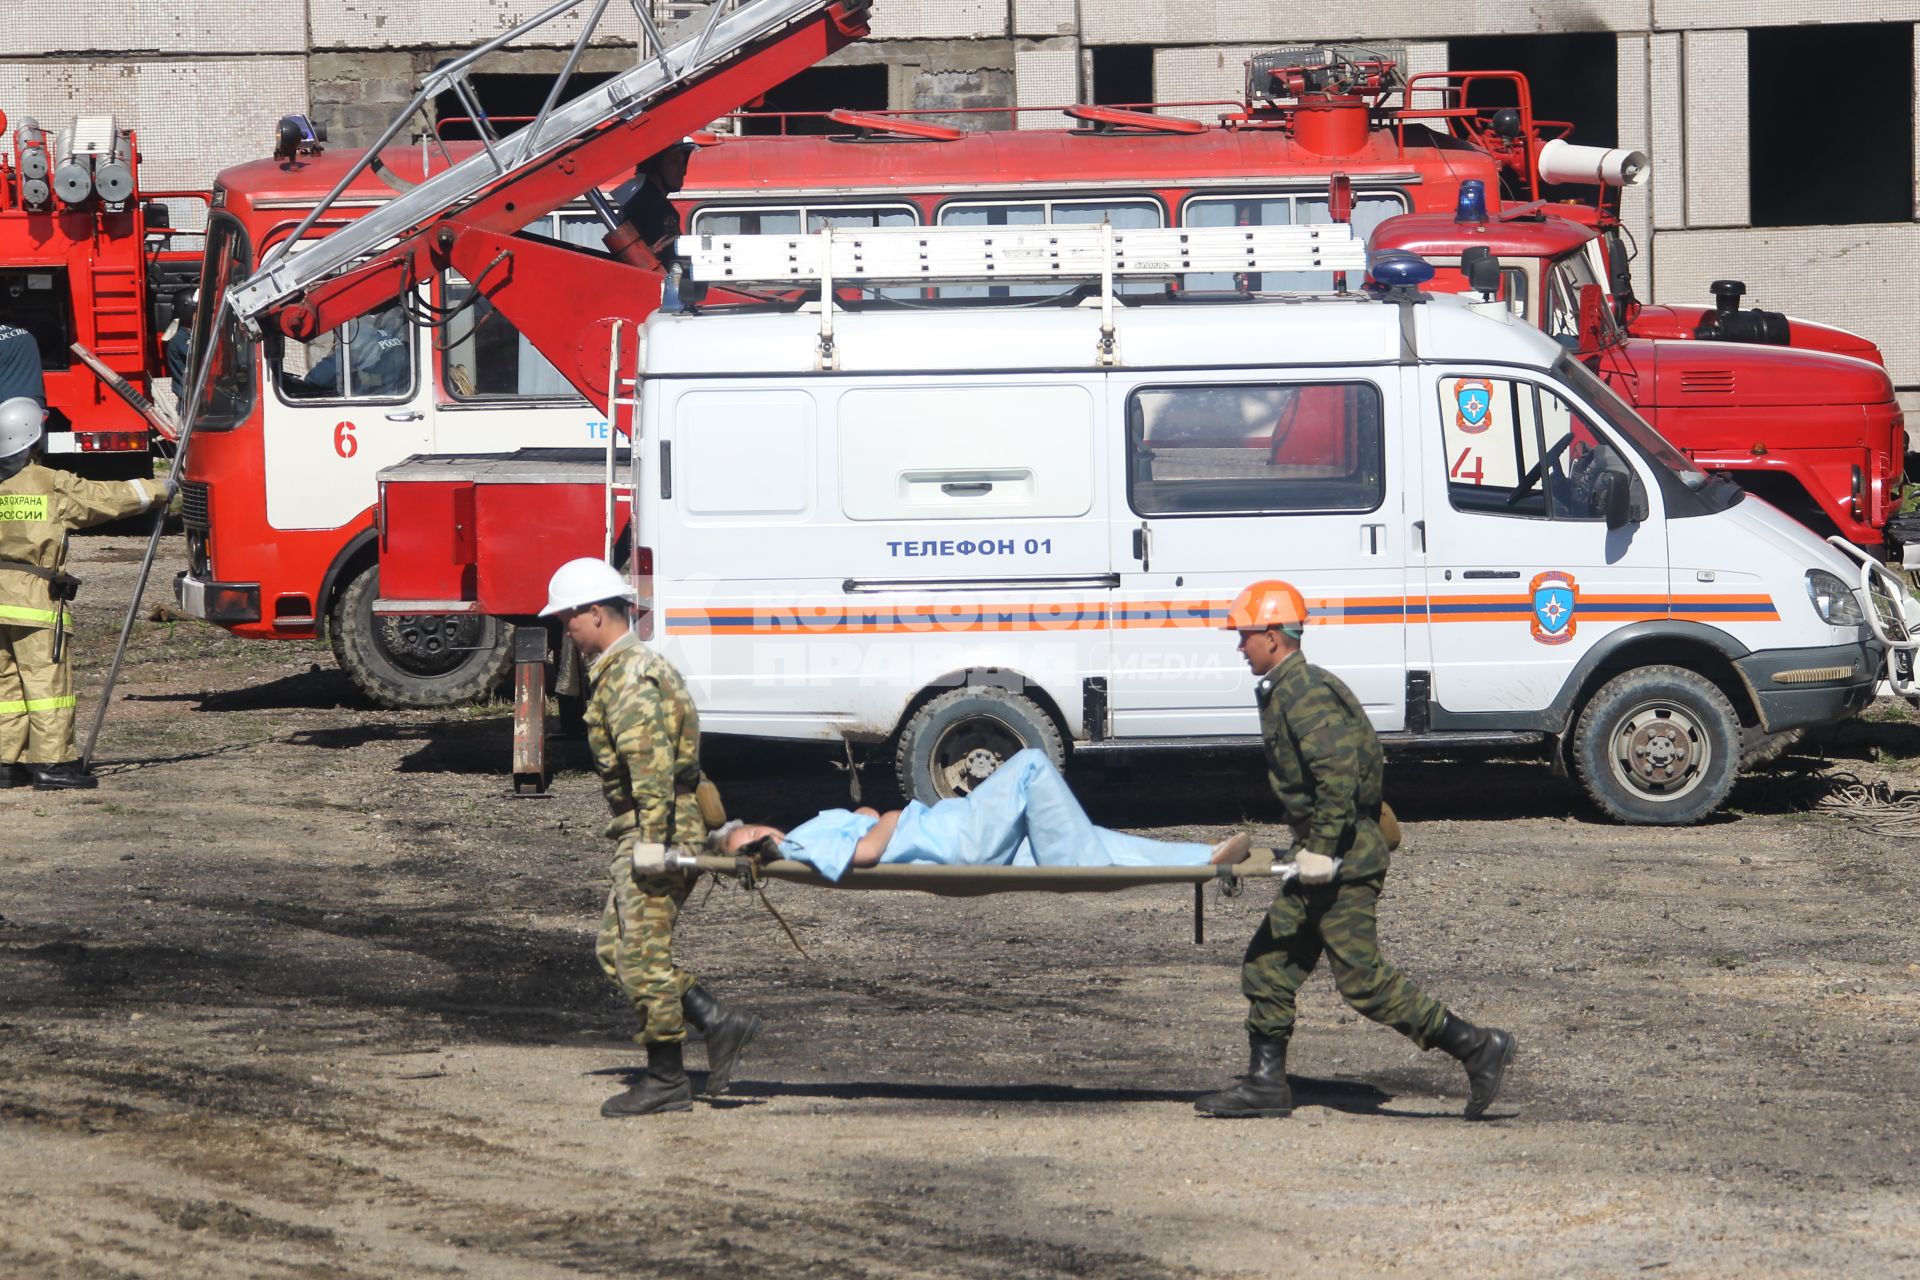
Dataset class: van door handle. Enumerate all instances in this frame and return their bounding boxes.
[1411,519,1425,553]
[941,482,992,496]
[1361,523,1385,555]
[384,411,424,422]
[1131,523,1151,570]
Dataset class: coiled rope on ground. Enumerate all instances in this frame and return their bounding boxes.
[1809,772,1920,836]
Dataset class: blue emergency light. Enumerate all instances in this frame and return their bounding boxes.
[1367,250,1436,289]
[1455,179,1488,224]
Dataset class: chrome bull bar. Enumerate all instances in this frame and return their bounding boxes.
[1828,536,1920,699]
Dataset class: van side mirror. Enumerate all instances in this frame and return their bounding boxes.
[1599,470,1642,529]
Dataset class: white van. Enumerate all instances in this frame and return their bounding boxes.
[633,276,1890,824]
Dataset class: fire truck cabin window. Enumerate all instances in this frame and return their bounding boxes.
[1127,382,1385,516]
[188,215,256,430]
[277,303,417,402]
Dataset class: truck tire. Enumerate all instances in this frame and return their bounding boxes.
[328,564,511,708]
[894,685,1066,804]
[1571,665,1739,825]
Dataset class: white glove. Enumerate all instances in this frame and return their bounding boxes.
[1293,851,1337,884]
[629,841,669,875]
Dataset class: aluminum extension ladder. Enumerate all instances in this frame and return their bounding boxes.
[226,0,848,328]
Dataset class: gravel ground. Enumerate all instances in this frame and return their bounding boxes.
[1,534,1917,1278]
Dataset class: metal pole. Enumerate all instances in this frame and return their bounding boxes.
[604,320,624,561]
[79,297,227,771]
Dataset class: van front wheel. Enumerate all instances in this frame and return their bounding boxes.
[895,686,1066,804]
[1572,666,1739,825]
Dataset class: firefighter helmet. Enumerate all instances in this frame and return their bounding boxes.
[1223,579,1309,632]
[0,397,46,460]
[539,557,635,616]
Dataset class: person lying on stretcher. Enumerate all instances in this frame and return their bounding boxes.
[713,749,1251,882]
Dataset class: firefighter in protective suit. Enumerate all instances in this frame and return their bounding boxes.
[0,397,170,789]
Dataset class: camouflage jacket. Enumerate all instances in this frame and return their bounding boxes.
[1257,651,1390,880]
[584,631,705,847]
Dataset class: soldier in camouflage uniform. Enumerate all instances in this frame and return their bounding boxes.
[1195,580,1517,1120]
[541,558,762,1117]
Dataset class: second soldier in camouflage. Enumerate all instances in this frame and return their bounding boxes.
[1195,580,1517,1120]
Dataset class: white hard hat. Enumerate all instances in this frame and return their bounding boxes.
[0,397,45,459]
[539,557,635,617]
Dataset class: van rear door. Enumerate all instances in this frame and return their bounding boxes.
[1106,369,1409,736]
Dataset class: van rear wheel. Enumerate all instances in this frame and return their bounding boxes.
[895,686,1066,804]
[1572,665,1739,825]
[328,564,511,708]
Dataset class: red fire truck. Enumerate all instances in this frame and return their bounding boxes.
[1,106,203,476]
[180,15,1906,714]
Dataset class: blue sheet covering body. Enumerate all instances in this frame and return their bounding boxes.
[776,750,1211,881]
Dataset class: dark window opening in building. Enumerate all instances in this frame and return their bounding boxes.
[1750,23,1913,227]
[433,71,616,140]
[738,64,889,135]
[1446,33,1619,202]
[1092,46,1156,108]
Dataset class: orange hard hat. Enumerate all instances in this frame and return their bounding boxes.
[1223,580,1309,631]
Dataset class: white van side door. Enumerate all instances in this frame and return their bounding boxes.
[1106,368,1409,737]
[1414,366,1667,714]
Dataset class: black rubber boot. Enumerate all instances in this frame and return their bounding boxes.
[600,1040,693,1117]
[31,761,97,791]
[682,984,762,1097]
[1434,1013,1517,1119]
[1,764,31,789]
[1193,1033,1293,1118]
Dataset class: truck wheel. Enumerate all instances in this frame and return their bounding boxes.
[1571,666,1739,825]
[894,685,1065,804]
[328,564,511,708]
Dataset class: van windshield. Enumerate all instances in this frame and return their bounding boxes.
[1555,355,1702,485]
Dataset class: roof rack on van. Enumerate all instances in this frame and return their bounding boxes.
[679,221,1370,370]
[682,222,1366,285]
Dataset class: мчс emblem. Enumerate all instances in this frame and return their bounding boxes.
[1453,377,1493,434]
[1530,570,1578,645]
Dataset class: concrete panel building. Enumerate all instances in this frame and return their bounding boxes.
[4,2,1915,403]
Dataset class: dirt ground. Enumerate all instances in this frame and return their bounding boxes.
[2,534,1917,1279]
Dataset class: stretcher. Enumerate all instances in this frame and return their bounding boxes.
[683,847,1331,944]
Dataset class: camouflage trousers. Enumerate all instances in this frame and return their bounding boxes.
[1242,875,1448,1048]
[596,853,698,1045]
